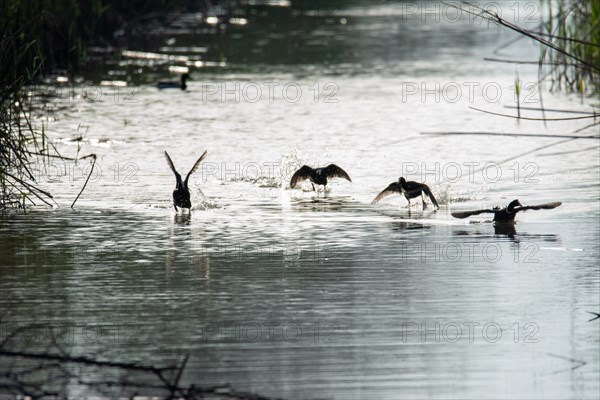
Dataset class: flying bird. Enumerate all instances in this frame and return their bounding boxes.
[157,73,191,90]
[451,199,561,224]
[372,177,439,208]
[164,150,207,211]
[289,164,352,191]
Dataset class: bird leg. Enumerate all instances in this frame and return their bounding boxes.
[174,204,178,212]
[422,193,427,208]
[312,183,316,192]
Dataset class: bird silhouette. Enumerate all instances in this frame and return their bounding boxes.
[164,150,207,211]
[372,177,439,208]
[451,199,561,224]
[290,164,352,191]
[157,73,191,90]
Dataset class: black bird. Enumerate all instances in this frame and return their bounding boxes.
[290,164,352,191]
[451,199,561,224]
[164,150,207,211]
[372,177,439,208]
[157,73,191,90]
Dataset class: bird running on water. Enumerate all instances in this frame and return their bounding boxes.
[451,199,561,224]
[157,73,191,90]
[164,150,208,211]
[372,177,439,208]
[290,164,352,191]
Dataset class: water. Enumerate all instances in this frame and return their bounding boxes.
[1,1,599,399]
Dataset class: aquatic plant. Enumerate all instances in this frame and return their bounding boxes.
[444,1,599,132]
[448,1,599,94]
[540,0,600,93]
[0,8,55,208]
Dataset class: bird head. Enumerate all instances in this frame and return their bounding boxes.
[507,199,522,211]
[399,177,406,184]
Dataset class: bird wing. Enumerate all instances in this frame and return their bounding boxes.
[290,165,313,188]
[400,180,427,197]
[184,149,208,185]
[324,164,352,182]
[371,182,401,204]
[515,201,562,212]
[164,151,182,181]
[451,209,497,219]
[421,184,439,208]
[402,180,422,191]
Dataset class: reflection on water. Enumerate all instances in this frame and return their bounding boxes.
[2,204,598,399]
[2,1,599,399]
[453,225,562,245]
[174,212,193,225]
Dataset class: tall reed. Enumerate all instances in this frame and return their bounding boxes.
[542,0,599,93]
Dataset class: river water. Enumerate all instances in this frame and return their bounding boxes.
[1,1,599,399]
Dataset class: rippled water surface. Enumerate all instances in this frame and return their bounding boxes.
[1,2,599,399]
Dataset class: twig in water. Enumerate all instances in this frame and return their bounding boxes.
[70,154,97,208]
[421,131,599,140]
[504,106,597,115]
[468,106,599,121]
[587,312,600,322]
[167,354,189,399]
[476,138,577,176]
[531,31,600,47]
[573,121,600,134]
[448,2,600,73]
[483,58,590,69]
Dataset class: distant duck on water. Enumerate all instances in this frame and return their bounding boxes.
[372,177,439,208]
[451,199,561,224]
[157,73,190,90]
[290,164,352,191]
[164,150,207,211]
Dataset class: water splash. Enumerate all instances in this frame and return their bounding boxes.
[192,198,221,210]
[225,175,281,188]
